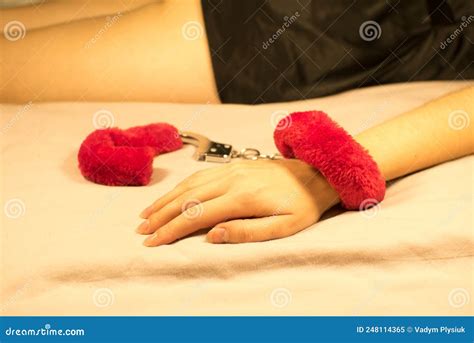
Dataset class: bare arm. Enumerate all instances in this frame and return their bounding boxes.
[0,0,218,103]
[356,86,473,182]
[0,0,157,31]
[138,86,474,246]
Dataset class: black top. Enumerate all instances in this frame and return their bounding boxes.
[202,0,474,104]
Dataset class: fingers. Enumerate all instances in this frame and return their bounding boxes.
[136,182,228,235]
[143,195,248,247]
[207,215,297,244]
[139,166,225,218]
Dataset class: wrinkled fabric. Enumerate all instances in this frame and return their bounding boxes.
[1,81,473,315]
[202,0,474,103]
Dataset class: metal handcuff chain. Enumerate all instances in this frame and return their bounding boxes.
[232,148,282,161]
[180,131,282,163]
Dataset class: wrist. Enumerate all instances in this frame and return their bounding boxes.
[286,159,340,213]
[308,170,340,212]
[274,110,386,209]
[277,158,339,212]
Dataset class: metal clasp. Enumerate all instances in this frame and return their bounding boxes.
[234,148,282,161]
[180,131,233,162]
[179,131,282,163]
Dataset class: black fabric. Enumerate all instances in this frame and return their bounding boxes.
[202,0,474,104]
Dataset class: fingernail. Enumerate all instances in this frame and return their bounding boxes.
[136,220,150,233]
[140,206,152,219]
[210,228,227,243]
[143,233,159,247]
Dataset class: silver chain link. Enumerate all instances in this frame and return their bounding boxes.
[232,148,282,161]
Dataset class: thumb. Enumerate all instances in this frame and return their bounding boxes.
[207,215,296,244]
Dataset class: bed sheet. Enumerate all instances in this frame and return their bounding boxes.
[1,81,473,315]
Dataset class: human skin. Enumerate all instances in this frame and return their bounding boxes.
[2,2,472,246]
[0,0,219,103]
[0,0,157,31]
[137,86,474,246]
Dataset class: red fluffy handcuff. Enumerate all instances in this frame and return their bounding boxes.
[78,111,385,209]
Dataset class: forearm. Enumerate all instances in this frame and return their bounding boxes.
[355,86,474,181]
[0,0,157,31]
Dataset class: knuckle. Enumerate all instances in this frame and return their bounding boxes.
[177,189,196,203]
[238,229,253,242]
[175,171,204,191]
[173,180,190,192]
[178,178,200,192]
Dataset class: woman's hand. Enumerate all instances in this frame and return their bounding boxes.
[137,159,338,246]
[136,86,474,247]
